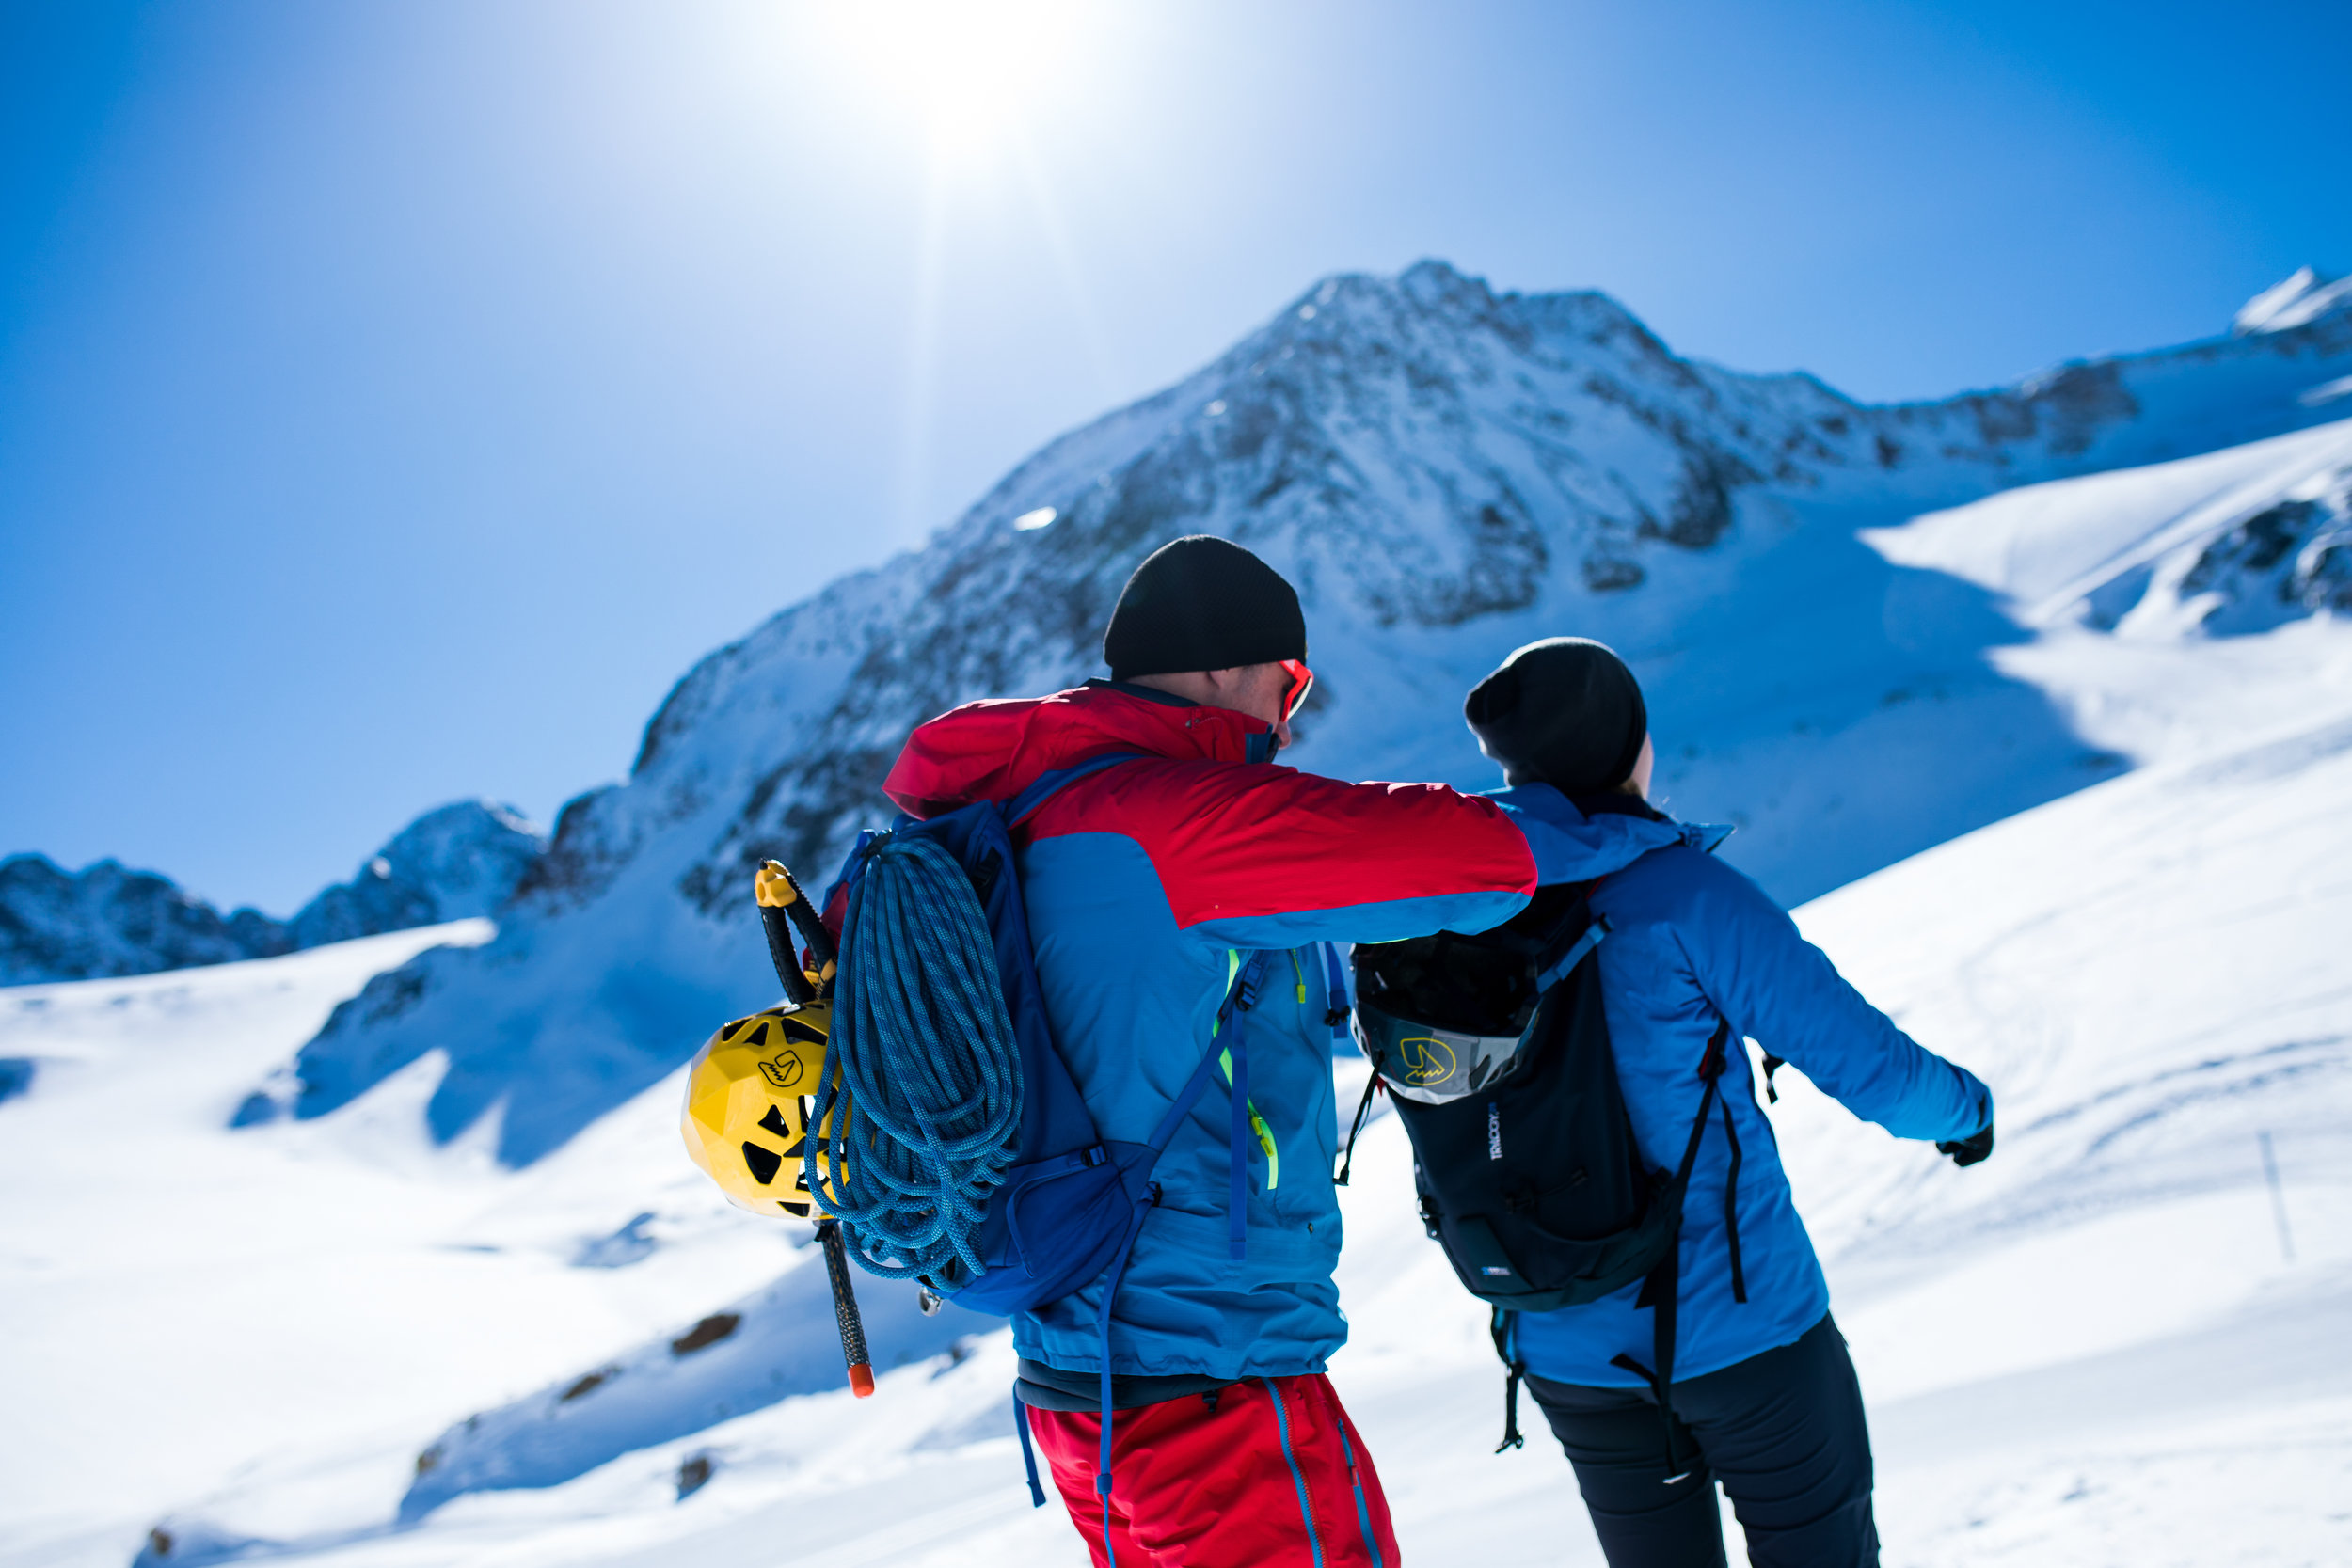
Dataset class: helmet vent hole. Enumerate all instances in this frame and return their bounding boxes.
[740,1141,784,1185]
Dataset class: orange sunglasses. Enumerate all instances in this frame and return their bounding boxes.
[1279,658,1315,721]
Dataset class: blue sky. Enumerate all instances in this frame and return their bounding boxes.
[4,0,2347,913]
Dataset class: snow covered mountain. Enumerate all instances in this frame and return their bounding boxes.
[0,801,544,988]
[5,608,2344,1567]
[281,259,2352,1167]
[279,800,547,950]
[7,266,2352,1563]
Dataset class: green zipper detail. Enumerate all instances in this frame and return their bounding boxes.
[1212,948,1280,1188]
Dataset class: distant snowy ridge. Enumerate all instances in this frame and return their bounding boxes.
[0,800,544,987]
[279,260,2352,1167]
[284,801,545,945]
[2234,265,2352,337]
[0,858,288,986]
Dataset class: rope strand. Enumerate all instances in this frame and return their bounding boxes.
[803,832,1023,1280]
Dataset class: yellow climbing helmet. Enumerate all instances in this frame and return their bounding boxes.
[680,1001,835,1217]
[683,859,852,1218]
[679,858,882,1402]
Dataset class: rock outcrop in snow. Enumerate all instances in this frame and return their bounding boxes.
[283,260,2352,1167]
[0,800,543,987]
[2174,465,2352,631]
[396,1254,992,1519]
[1864,417,2352,643]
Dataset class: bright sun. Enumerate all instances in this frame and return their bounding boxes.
[811,0,1093,165]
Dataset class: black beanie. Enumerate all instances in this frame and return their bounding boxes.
[1104,536,1307,680]
[1464,638,1648,792]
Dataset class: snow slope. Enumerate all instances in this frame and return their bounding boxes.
[14,624,2344,1568]
[0,921,981,1568]
[279,261,2352,1168]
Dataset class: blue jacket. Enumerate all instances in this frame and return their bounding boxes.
[1496,784,1993,1387]
[880,684,1685,1380]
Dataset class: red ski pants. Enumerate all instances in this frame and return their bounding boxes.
[1025,1372,1399,1567]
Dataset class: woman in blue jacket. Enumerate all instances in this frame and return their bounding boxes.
[1461,638,1995,1568]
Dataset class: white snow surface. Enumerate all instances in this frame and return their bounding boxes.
[8,433,2352,1562]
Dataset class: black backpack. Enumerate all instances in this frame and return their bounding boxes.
[1343,880,1749,1460]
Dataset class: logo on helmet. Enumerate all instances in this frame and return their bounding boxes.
[1395,1035,1457,1086]
[758,1052,807,1090]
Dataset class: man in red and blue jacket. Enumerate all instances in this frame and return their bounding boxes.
[878,537,1685,1566]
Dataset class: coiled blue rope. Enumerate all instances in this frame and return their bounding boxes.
[803,832,1022,1281]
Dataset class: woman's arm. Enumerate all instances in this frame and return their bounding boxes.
[1667,849,1990,1143]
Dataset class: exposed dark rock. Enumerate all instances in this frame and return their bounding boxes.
[1581,554,1646,593]
[669,1313,741,1356]
[561,1368,616,1402]
[2178,479,2352,630]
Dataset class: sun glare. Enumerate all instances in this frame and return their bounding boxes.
[814,0,1091,165]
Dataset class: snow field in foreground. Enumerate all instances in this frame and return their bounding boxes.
[0,923,803,1568]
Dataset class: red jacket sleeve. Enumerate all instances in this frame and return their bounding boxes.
[1025,758,1536,943]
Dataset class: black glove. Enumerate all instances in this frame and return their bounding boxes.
[1937,1123,1994,1167]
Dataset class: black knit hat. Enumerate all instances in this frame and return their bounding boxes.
[1104,536,1306,680]
[1464,638,1648,792]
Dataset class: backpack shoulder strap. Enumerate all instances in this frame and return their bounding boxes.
[1607,1013,1739,1484]
[1141,949,1274,1151]
[1318,942,1351,1039]
[1003,752,1148,827]
[1532,915,1612,994]
[1524,879,1608,986]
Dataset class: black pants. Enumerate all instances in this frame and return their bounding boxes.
[1525,1313,1878,1568]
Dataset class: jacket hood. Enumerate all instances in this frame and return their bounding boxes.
[883,682,1278,819]
[1482,781,1706,885]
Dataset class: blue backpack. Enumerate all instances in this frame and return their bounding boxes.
[807,752,1347,1519]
